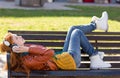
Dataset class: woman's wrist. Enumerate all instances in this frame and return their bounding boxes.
[25,46,29,52]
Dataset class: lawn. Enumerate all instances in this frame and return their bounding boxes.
[0,6,120,42]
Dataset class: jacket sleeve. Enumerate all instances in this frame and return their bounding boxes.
[28,44,54,57]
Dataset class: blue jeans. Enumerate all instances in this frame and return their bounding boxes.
[63,22,98,67]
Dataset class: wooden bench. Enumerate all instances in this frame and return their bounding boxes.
[7,30,120,78]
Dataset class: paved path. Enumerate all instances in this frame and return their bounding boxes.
[0,1,119,10]
[0,1,74,10]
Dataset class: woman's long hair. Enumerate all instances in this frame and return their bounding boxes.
[0,33,30,76]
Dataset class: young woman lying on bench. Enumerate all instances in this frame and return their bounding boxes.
[0,11,111,77]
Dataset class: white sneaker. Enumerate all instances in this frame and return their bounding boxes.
[98,51,105,60]
[95,11,109,32]
[91,16,99,22]
[90,54,111,69]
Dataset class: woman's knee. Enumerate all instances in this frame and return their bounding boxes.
[72,29,84,35]
[69,26,77,31]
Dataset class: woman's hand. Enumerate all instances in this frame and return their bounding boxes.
[12,46,29,53]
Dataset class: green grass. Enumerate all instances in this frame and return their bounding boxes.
[0,6,120,42]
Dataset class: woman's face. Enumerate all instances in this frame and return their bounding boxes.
[12,34,25,46]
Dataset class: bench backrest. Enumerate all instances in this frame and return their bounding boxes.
[8,30,120,70]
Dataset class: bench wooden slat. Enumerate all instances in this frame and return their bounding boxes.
[8,30,120,35]
[99,49,120,53]
[92,43,120,47]
[8,30,67,34]
[22,35,66,40]
[18,35,120,41]
[54,49,120,54]
[80,63,120,68]
[87,36,120,41]
[81,57,120,61]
